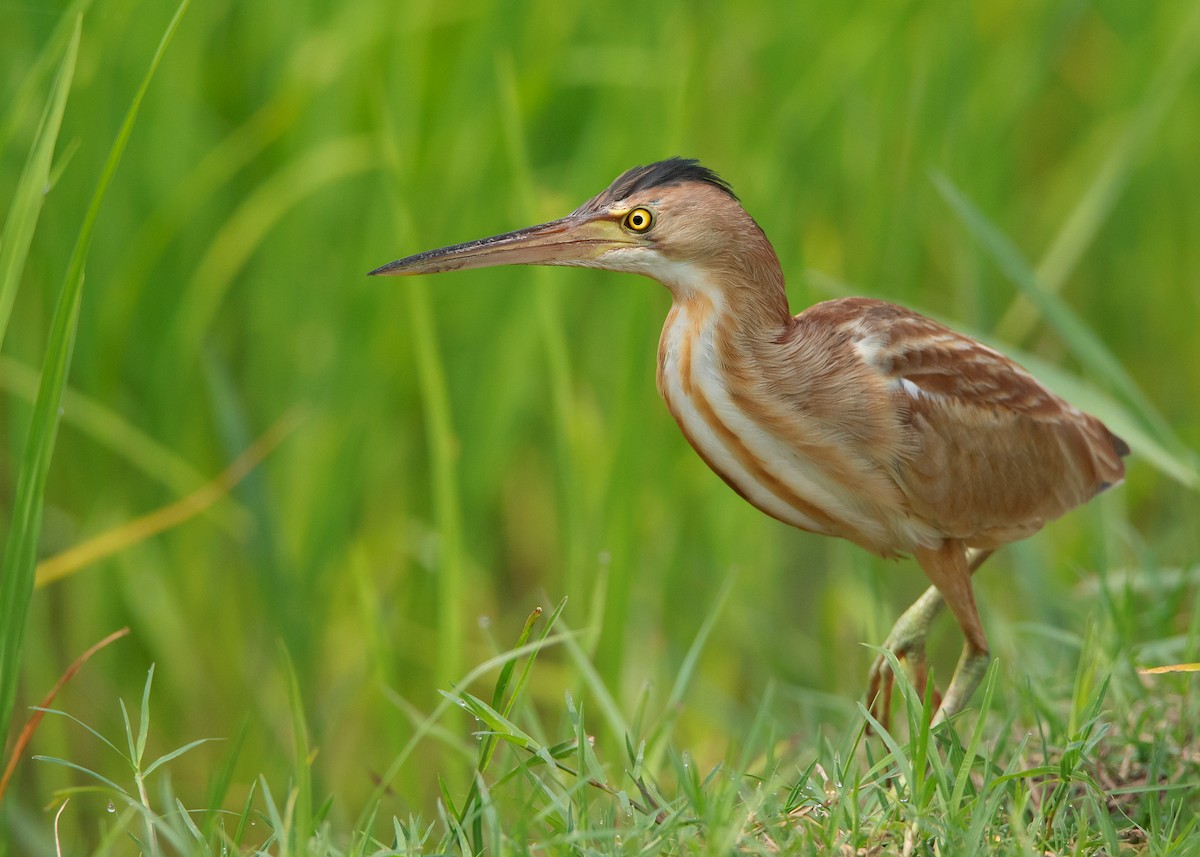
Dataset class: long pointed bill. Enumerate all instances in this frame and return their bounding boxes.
[369,213,631,277]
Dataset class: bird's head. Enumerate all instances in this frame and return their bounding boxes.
[370,158,786,307]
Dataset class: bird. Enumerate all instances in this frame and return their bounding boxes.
[370,157,1129,728]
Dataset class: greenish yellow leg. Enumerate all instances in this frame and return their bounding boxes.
[931,638,990,726]
[867,585,944,729]
[866,546,994,730]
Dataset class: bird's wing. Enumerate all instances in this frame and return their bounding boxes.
[800,298,1127,547]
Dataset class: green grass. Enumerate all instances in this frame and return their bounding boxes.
[17,602,1200,854]
[2,0,1200,853]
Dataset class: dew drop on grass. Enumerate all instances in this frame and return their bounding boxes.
[106,800,115,813]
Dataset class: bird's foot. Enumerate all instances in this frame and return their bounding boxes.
[865,585,945,732]
[866,640,942,732]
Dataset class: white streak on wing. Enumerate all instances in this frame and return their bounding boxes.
[852,334,887,371]
[899,377,925,399]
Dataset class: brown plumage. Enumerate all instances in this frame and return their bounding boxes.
[371,158,1128,726]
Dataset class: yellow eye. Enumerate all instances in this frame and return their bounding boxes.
[623,207,653,233]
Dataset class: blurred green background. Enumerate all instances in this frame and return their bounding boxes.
[3,0,1199,848]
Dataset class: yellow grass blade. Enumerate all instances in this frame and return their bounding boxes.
[1138,664,1200,675]
[35,408,303,588]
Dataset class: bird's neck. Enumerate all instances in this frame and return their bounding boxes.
[654,274,850,543]
[655,252,794,418]
[655,246,792,341]
[653,233,795,431]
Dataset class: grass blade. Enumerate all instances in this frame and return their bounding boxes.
[405,278,466,688]
[0,17,79,350]
[0,2,77,154]
[281,644,313,852]
[0,0,191,763]
[0,626,128,801]
[29,706,129,761]
[645,568,737,765]
[0,354,246,521]
[949,660,999,810]
[135,664,154,767]
[998,4,1200,340]
[377,101,467,690]
[143,738,217,779]
[34,408,301,588]
[933,172,1191,466]
[172,135,377,360]
[31,755,127,794]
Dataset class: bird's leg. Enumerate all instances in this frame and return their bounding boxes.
[915,542,990,726]
[866,585,944,729]
[866,548,993,730]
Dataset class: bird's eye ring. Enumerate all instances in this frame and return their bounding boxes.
[623,208,653,233]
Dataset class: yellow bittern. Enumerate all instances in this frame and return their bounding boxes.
[371,158,1128,726]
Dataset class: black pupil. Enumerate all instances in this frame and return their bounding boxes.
[632,212,646,228]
